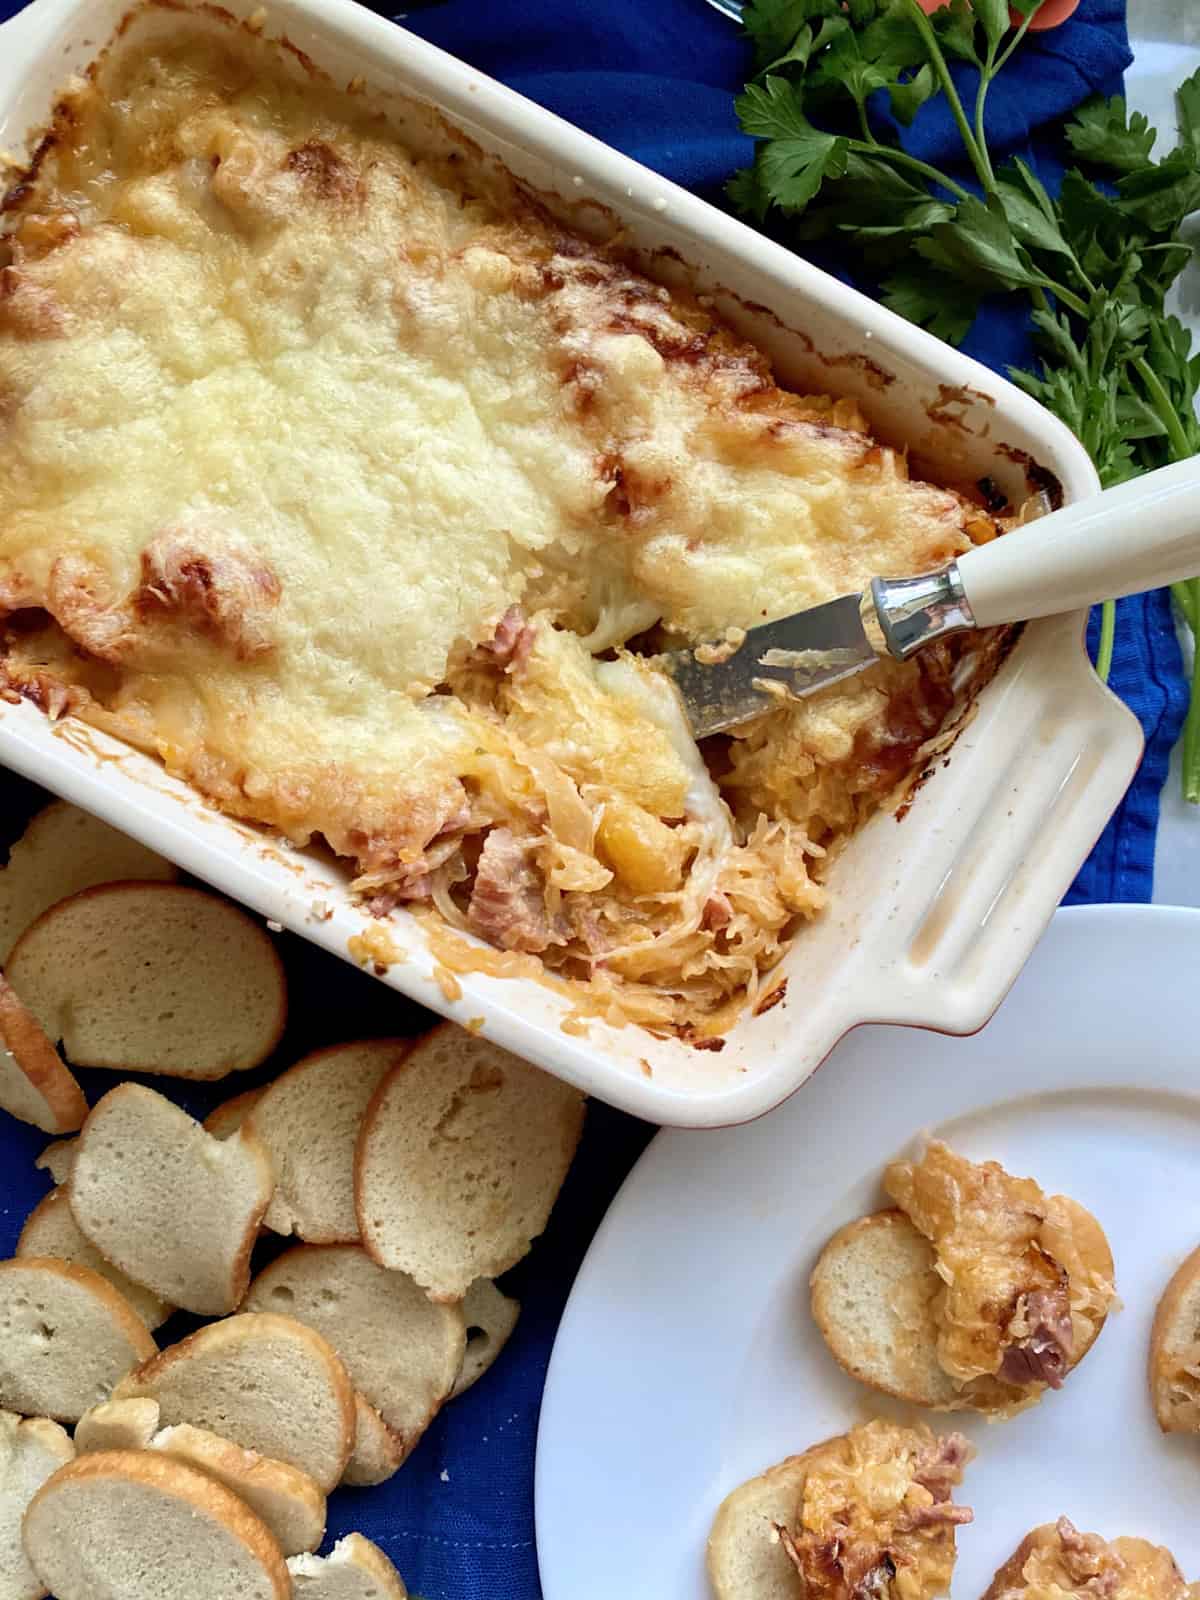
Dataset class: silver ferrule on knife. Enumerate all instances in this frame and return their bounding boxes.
[867,565,978,661]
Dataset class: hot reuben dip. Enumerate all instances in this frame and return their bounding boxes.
[0,6,1012,1037]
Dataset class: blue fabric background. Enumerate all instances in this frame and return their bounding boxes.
[0,2,1188,1597]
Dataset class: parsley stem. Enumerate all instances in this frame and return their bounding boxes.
[1036,277,1089,317]
[1095,599,1116,683]
[973,40,999,191]
[844,138,971,202]
[1133,355,1195,462]
[1172,581,1197,631]
[992,10,1039,79]
[900,0,994,195]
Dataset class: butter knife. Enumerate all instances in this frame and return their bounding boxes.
[661,454,1200,737]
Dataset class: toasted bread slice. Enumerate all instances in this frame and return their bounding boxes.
[811,1207,1110,1415]
[0,800,176,963]
[150,1424,325,1557]
[204,1088,265,1141]
[288,1534,408,1598]
[22,1449,290,1600]
[252,1040,409,1243]
[982,1519,1193,1600]
[7,883,285,1081]
[452,1279,520,1399]
[33,1140,75,1186]
[243,1245,464,1454]
[708,1422,971,1600]
[342,1396,404,1488]
[708,1444,826,1600]
[17,1188,171,1331]
[0,1410,74,1600]
[70,1083,274,1315]
[115,1313,355,1493]
[75,1397,161,1454]
[0,1258,156,1423]
[0,976,87,1136]
[1150,1245,1200,1431]
[811,1211,959,1409]
[355,1025,584,1300]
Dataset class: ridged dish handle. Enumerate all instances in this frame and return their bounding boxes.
[958,453,1200,628]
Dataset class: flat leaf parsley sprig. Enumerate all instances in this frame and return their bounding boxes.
[729,0,1200,801]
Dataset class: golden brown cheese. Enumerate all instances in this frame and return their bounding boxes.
[0,8,1004,1031]
[884,1142,1115,1399]
[983,1520,1198,1600]
[780,1421,972,1600]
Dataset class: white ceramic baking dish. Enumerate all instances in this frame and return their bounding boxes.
[0,0,1141,1128]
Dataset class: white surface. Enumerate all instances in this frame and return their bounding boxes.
[957,455,1200,626]
[1126,20,1200,907]
[0,0,1141,1125]
[537,903,1200,1599]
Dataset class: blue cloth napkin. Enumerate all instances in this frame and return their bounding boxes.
[0,4,1185,1599]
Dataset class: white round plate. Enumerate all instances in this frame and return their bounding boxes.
[536,904,1200,1599]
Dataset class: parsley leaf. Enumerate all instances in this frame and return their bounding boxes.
[761,135,849,211]
[972,0,1012,52]
[1065,95,1156,173]
[793,154,954,246]
[1011,303,1142,487]
[882,266,982,344]
[1115,157,1200,233]
[758,16,849,77]
[996,166,1075,261]
[734,74,818,141]
[858,2,927,76]
[741,0,842,76]
[806,29,890,105]
[1175,66,1200,160]
[889,63,937,127]
[915,195,1044,293]
[929,0,980,66]
[725,161,770,223]
[733,77,848,213]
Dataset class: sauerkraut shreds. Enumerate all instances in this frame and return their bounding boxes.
[781,1421,972,1600]
[0,7,1012,1035]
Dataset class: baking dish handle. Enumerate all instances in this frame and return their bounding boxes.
[858,609,1144,1037]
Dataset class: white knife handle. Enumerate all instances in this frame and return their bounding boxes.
[957,453,1200,627]
[871,454,1200,659]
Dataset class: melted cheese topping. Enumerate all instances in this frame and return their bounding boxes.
[787,1421,971,1600]
[0,8,1004,1031]
[885,1142,1115,1405]
[987,1522,1195,1600]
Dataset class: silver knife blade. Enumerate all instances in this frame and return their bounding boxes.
[659,591,878,738]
